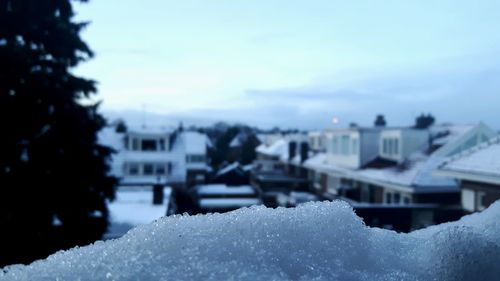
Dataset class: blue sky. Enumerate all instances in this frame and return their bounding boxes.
[74,0,500,129]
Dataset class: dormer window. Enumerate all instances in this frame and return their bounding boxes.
[382,137,399,156]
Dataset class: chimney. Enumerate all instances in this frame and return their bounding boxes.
[288,141,297,161]
[300,142,309,163]
[153,184,164,205]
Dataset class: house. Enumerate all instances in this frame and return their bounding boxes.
[181,131,213,187]
[302,123,496,231]
[436,136,500,213]
[252,134,314,207]
[99,125,211,189]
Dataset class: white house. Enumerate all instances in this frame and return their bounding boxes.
[303,123,497,204]
[99,126,211,188]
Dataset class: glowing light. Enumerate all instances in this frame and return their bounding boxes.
[332,116,339,124]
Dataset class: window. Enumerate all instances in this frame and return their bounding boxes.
[383,138,399,156]
[385,192,392,204]
[383,139,388,154]
[352,138,358,154]
[403,196,411,204]
[340,135,350,155]
[393,193,400,204]
[187,154,206,163]
[141,139,157,151]
[155,163,166,175]
[143,163,154,175]
[127,163,139,175]
[332,137,338,154]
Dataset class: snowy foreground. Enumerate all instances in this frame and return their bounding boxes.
[1,201,499,281]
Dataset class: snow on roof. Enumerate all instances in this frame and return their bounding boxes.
[127,125,174,135]
[229,136,242,147]
[199,198,262,208]
[242,164,254,172]
[3,200,499,280]
[304,152,457,192]
[98,127,124,150]
[197,184,256,196]
[439,136,500,180]
[430,124,475,146]
[256,139,288,158]
[216,162,241,177]
[181,131,210,154]
[352,152,458,192]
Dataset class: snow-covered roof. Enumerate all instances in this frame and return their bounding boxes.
[127,125,175,135]
[353,153,458,192]
[5,200,499,280]
[242,164,254,172]
[199,198,262,208]
[430,124,475,147]
[98,127,124,150]
[229,136,242,148]
[216,162,241,177]
[181,131,211,154]
[438,136,500,184]
[256,139,288,158]
[197,184,256,196]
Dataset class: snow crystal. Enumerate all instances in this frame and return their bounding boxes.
[1,200,499,281]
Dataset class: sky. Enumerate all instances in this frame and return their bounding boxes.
[74,0,500,130]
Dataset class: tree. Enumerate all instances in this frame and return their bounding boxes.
[414,113,435,129]
[0,0,116,266]
[374,114,387,127]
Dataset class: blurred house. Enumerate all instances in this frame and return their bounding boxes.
[254,123,497,231]
[251,134,312,207]
[436,136,500,213]
[99,125,212,189]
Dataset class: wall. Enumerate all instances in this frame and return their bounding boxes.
[360,130,380,167]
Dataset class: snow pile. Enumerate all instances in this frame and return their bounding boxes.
[108,188,171,226]
[2,200,500,280]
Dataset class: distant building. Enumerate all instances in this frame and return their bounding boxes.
[99,125,211,189]
[252,134,312,208]
[436,136,500,213]
[256,123,496,231]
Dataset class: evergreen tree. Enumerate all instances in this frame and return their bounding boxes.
[0,0,116,266]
